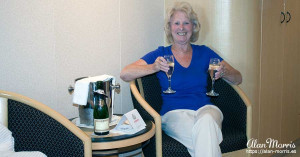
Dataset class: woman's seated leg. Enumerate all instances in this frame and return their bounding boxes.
[161,105,223,157]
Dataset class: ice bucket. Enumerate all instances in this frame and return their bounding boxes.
[69,76,120,126]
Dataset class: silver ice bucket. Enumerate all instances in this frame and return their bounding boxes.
[69,77,120,126]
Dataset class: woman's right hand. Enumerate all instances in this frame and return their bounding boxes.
[153,56,169,73]
[120,57,171,82]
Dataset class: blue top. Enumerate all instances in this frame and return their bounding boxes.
[141,44,223,115]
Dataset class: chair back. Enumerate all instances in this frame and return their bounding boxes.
[207,77,248,152]
[0,90,92,157]
[131,74,249,154]
[207,77,247,133]
[9,99,86,156]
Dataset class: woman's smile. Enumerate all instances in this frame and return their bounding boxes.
[177,32,187,36]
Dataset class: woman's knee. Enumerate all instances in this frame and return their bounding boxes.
[196,107,223,128]
[197,105,222,118]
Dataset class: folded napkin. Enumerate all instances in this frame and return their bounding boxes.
[0,123,14,152]
[0,123,47,157]
[1,151,47,157]
[72,74,115,106]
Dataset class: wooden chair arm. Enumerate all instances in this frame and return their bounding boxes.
[130,81,162,157]
[230,84,252,141]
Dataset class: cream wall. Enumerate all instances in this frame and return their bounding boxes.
[0,0,164,118]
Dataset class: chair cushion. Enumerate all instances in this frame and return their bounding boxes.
[221,126,247,153]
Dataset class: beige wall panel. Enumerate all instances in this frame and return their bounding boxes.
[120,0,164,113]
[260,0,284,145]
[54,0,121,116]
[165,0,261,141]
[281,0,300,143]
[0,1,57,113]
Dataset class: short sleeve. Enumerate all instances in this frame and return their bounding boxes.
[141,46,165,64]
[204,46,223,62]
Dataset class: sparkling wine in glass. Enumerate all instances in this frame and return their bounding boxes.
[163,55,176,94]
[206,58,220,96]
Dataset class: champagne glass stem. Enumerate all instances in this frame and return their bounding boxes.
[211,78,215,92]
[168,77,172,89]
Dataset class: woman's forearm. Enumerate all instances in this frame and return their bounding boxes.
[120,59,159,82]
[223,69,242,85]
[120,64,156,82]
[120,57,170,82]
[218,60,242,85]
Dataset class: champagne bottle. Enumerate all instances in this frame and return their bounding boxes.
[93,82,110,135]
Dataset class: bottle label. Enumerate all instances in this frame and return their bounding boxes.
[94,118,109,132]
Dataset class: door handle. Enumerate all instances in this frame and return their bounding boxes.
[280,12,285,23]
[286,11,291,23]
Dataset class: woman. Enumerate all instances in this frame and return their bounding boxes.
[120,2,242,157]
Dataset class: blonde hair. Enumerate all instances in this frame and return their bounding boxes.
[165,2,201,44]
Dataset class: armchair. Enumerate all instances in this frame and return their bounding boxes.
[130,74,252,157]
[0,90,92,157]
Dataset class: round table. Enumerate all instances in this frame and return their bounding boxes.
[78,120,155,156]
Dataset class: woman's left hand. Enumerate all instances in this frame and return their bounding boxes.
[215,62,226,80]
[214,60,242,85]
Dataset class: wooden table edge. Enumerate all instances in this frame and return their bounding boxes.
[92,122,155,150]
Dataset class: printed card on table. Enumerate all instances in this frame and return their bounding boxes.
[112,109,146,134]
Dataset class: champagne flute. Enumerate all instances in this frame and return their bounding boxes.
[163,55,176,94]
[206,58,220,96]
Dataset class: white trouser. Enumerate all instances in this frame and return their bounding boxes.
[161,105,223,157]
